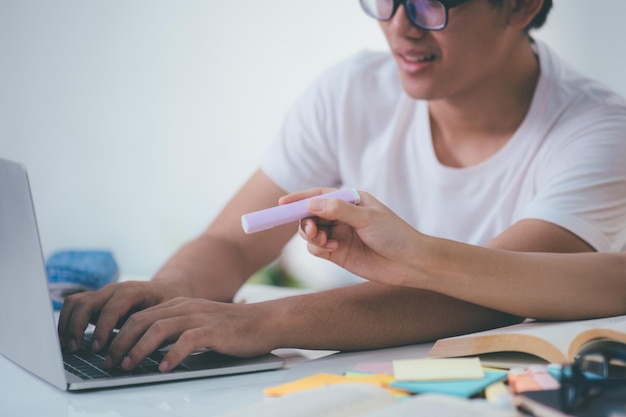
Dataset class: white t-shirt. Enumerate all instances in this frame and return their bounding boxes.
[261,41,626,252]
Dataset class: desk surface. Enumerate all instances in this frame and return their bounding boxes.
[0,281,433,416]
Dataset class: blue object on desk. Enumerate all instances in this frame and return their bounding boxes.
[390,370,508,398]
[46,250,119,310]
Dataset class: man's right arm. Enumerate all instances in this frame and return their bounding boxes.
[58,169,296,351]
[151,169,298,301]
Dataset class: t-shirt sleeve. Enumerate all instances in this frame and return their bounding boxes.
[259,59,348,193]
[522,106,626,252]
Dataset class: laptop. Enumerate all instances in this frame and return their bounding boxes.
[0,157,284,391]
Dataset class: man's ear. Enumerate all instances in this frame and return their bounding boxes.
[507,0,544,30]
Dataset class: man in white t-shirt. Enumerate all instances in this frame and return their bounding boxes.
[263,39,626,252]
[59,0,626,372]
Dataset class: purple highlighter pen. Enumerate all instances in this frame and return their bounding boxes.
[241,188,361,234]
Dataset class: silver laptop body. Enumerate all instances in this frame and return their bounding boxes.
[0,158,284,391]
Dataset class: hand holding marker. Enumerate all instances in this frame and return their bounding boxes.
[241,188,361,234]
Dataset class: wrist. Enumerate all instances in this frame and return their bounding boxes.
[400,233,445,290]
[152,267,196,297]
[248,299,295,351]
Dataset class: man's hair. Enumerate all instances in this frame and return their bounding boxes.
[488,0,553,31]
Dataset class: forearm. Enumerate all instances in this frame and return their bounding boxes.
[152,233,260,302]
[299,190,625,322]
[415,237,626,320]
[150,169,296,302]
[267,282,522,351]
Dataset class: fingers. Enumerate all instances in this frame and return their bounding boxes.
[60,285,269,373]
[59,284,237,373]
[104,298,189,370]
[107,313,186,370]
[278,187,336,205]
[90,286,144,352]
[307,190,372,228]
[159,328,208,372]
[297,189,373,237]
[58,285,117,352]
[299,218,330,245]
[58,281,173,353]
[104,298,274,372]
[105,298,226,371]
[297,190,374,255]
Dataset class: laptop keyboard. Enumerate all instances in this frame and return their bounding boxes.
[63,333,190,380]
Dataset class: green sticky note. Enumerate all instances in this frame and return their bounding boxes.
[393,357,484,381]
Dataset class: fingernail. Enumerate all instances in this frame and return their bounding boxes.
[121,355,132,370]
[92,339,100,351]
[104,355,113,368]
[68,340,78,352]
[159,361,170,372]
[309,199,324,211]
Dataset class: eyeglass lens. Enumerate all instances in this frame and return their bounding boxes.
[360,0,447,30]
[579,352,610,378]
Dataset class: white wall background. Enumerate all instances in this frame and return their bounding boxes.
[1,1,625,282]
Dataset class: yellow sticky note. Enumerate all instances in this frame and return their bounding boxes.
[347,373,411,397]
[392,357,484,381]
[264,372,412,397]
[485,381,511,403]
[347,373,394,384]
[264,373,348,397]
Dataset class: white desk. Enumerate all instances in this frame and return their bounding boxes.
[0,283,433,416]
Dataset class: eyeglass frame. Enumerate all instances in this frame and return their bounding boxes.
[559,343,626,413]
[359,0,472,31]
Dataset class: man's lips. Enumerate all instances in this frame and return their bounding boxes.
[396,51,437,74]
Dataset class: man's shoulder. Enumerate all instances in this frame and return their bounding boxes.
[537,40,626,115]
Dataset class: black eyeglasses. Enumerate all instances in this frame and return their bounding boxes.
[559,341,626,413]
[359,0,471,31]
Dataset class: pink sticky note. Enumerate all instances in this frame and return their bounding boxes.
[353,362,395,375]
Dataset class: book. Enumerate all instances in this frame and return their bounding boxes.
[219,383,520,417]
[429,314,626,364]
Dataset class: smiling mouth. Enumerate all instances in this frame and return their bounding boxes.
[403,53,437,63]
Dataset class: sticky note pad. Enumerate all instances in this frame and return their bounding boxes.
[393,357,484,381]
[390,370,508,398]
[346,373,411,397]
[264,372,410,397]
[353,362,394,375]
[264,373,347,397]
[484,381,510,403]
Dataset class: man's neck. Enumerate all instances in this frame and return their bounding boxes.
[429,40,540,168]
